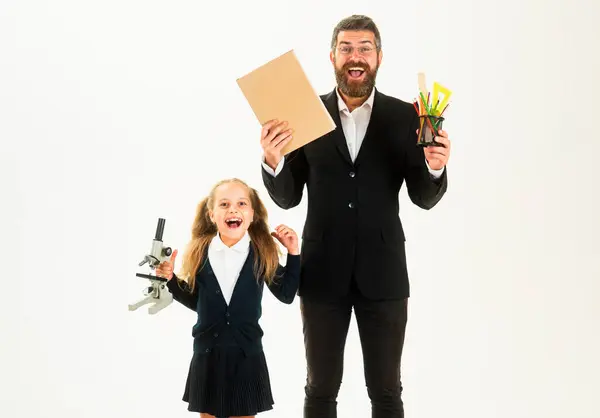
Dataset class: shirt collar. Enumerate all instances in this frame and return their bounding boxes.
[211,231,251,252]
[335,86,375,113]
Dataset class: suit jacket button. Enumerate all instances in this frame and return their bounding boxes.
[205,348,210,353]
[348,202,354,208]
[349,171,355,177]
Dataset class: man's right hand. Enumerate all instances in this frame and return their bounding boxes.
[260,119,293,170]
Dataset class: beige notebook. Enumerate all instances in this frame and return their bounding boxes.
[236,49,336,155]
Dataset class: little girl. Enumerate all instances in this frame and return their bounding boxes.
[155,178,300,418]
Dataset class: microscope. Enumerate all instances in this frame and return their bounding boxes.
[128,218,174,314]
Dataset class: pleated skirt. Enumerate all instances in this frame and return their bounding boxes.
[182,337,274,416]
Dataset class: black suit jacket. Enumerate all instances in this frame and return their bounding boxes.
[261,88,447,301]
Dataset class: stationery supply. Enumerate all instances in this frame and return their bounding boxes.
[414,72,452,147]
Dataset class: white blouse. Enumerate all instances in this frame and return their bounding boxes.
[207,231,251,305]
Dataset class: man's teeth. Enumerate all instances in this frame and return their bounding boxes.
[349,67,364,71]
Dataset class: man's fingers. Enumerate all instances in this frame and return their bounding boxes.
[424,148,445,159]
[273,132,293,149]
[261,119,279,136]
[425,159,443,169]
[269,128,292,147]
[424,149,436,158]
[426,155,444,164]
[264,121,289,143]
[271,130,292,146]
[261,120,278,144]
[435,136,450,147]
[425,147,447,158]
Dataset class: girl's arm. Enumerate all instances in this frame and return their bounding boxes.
[166,274,198,311]
[266,253,301,304]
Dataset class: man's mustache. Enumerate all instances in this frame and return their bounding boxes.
[342,62,369,71]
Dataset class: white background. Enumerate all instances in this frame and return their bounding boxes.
[2,0,599,417]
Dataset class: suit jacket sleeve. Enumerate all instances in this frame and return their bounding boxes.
[404,111,448,209]
[166,274,198,312]
[261,149,309,209]
[266,253,300,304]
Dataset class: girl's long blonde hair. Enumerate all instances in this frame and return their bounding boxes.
[177,178,281,293]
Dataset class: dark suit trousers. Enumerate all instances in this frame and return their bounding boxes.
[300,278,408,418]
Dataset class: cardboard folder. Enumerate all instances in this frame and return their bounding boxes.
[236,50,336,155]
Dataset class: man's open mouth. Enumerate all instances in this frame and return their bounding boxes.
[347,67,366,79]
[225,217,242,229]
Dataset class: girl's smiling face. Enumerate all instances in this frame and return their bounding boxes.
[209,181,254,246]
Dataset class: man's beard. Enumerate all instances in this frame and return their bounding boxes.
[335,60,378,98]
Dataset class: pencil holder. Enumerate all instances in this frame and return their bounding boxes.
[414,73,451,147]
[417,115,444,147]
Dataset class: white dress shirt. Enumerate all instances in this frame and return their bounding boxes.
[208,231,251,305]
[261,88,445,178]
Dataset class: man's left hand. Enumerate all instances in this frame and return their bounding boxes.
[424,129,451,170]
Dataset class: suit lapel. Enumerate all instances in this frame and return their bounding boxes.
[354,89,382,168]
[323,89,353,167]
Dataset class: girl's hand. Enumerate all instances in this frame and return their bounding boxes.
[272,225,299,255]
[155,249,178,280]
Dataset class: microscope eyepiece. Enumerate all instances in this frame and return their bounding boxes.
[155,218,166,241]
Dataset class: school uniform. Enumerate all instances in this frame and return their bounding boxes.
[166,232,300,417]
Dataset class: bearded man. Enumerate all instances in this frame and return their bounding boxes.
[259,15,452,418]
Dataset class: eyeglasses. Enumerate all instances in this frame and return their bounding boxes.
[336,45,375,55]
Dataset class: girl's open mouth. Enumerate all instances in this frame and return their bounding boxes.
[225,217,242,229]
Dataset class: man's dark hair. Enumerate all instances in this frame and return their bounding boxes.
[330,15,382,52]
